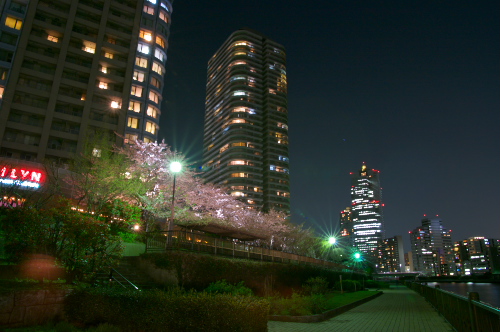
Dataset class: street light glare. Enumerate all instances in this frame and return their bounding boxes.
[170,161,182,173]
[328,237,337,245]
[354,252,361,259]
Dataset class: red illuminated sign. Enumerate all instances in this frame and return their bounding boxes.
[0,165,45,189]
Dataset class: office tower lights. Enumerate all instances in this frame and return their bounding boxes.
[350,163,384,256]
[202,29,290,213]
[0,0,173,167]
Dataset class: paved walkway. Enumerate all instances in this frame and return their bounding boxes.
[268,286,454,332]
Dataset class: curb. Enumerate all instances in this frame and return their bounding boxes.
[268,291,384,323]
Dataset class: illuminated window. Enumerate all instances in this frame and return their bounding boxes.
[228,160,248,166]
[231,192,245,197]
[137,43,150,54]
[277,122,288,130]
[139,30,152,42]
[143,5,154,14]
[129,101,141,113]
[233,41,251,47]
[154,48,165,62]
[233,91,248,97]
[104,52,114,59]
[110,100,121,109]
[155,36,165,48]
[152,62,163,75]
[146,106,158,118]
[47,35,59,43]
[100,65,107,73]
[147,0,156,4]
[127,117,139,129]
[143,137,153,143]
[229,119,247,124]
[133,70,145,82]
[231,173,247,178]
[5,16,22,30]
[149,90,160,103]
[131,85,143,97]
[159,11,169,23]
[0,86,4,99]
[145,121,156,134]
[98,81,108,89]
[229,60,247,67]
[232,107,256,114]
[82,42,96,53]
[135,57,148,68]
[150,77,161,88]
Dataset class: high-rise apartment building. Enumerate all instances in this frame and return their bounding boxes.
[202,29,290,212]
[0,0,172,167]
[454,237,500,276]
[409,217,455,276]
[377,235,405,273]
[350,163,384,255]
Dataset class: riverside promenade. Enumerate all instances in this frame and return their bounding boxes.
[268,286,454,332]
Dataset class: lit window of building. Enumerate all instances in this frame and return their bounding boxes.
[104,52,114,59]
[143,5,154,14]
[98,81,108,89]
[5,16,23,30]
[100,66,108,73]
[110,100,121,109]
[129,101,141,113]
[127,117,139,129]
[135,57,148,68]
[154,48,165,62]
[149,91,160,103]
[131,86,143,97]
[159,11,169,23]
[133,70,145,82]
[145,121,156,134]
[137,43,150,54]
[139,30,152,42]
[47,35,59,43]
[146,106,158,118]
[152,62,163,75]
[156,36,165,48]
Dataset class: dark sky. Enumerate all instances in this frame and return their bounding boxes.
[159,0,500,250]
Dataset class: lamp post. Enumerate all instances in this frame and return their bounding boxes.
[167,161,182,243]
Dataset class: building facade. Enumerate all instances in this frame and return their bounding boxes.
[0,0,172,167]
[454,237,500,276]
[350,163,384,255]
[377,235,405,273]
[339,206,354,247]
[409,217,455,276]
[202,29,290,212]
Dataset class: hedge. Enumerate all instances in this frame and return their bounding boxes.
[140,251,365,296]
[65,288,269,332]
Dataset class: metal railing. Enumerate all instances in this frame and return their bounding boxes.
[146,230,354,272]
[108,268,140,290]
[408,282,500,332]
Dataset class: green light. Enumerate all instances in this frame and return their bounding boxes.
[170,161,182,173]
[328,237,337,245]
[354,252,361,259]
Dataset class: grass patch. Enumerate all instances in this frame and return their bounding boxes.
[269,290,378,316]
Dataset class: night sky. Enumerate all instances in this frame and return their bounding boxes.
[159,1,500,250]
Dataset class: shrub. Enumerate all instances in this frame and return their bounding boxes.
[204,279,253,296]
[65,288,269,332]
[302,276,330,295]
[268,293,328,316]
[334,279,362,292]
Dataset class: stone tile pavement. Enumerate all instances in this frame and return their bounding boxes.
[268,286,455,332]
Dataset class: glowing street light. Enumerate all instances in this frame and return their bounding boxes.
[328,237,337,245]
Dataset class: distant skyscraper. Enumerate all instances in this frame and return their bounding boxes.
[377,235,405,273]
[0,0,173,166]
[409,217,455,276]
[350,163,384,255]
[202,29,290,212]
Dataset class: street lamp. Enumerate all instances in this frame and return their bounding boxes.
[328,237,337,245]
[168,161,182,238]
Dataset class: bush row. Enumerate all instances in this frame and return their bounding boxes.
[141,251,366,296]
[65,288,269,332]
